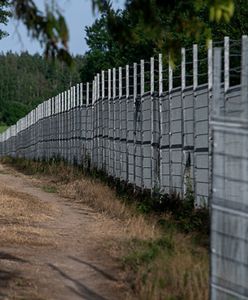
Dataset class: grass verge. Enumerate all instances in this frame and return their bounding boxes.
[1,156,209,299]
[0,183,57,246]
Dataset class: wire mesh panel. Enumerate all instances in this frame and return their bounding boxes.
[75,105,81,164]
[182,88,195,195]
[85,105,93,168]
[102,96,108,171]
[80,104,87,165]
[113,95,121,178]
[120,95,127,181]
[169,88,183,194]
[126,94,134,185]
[108,96,114,176]
[92,101,97,168]
[151,94,160,190]
[72,90,77,164]
[225,86,242,118]
[95,97,100,170]
[142,93,152,189]
[211,40,248,299]
[194,85,209,206]
[160,92,170,192]
[134,95,142,188]
[97,97,103,170]
[211,119,248,299]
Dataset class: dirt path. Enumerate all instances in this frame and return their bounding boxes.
[0,164,127,300]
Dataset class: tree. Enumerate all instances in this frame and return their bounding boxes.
[103,0,236,61]
[210,0,248,39]
[80,11,156,82]
[8,0,235,64]
[0,0,11,40]
[80,0,247,82]
[0,52,84,125]
[12,0,71,63]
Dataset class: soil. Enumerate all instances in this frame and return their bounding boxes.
[0,163,128,300]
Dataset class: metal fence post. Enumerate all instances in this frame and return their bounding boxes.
[101,71,105,170]
[224,36,230,94]
[168,54,173,193]
[208,39,213,207]
[193,44,198,204]
[213,48,222,117]
[241,35,248,119]
[125,65,129,182]
[112,68,116,177]
[133,62,137,190]
[150,56,155,191]
[108,69,111,174]
[158,54,163,192]
[140,59,145,189]
[181,47,187,197]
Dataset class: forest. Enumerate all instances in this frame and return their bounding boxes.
[0,53,84,126]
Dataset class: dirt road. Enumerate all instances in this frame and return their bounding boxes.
[0,163,127,300]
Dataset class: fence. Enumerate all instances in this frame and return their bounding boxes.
[1,36,248,299]
[0,37,243,208]
[210,37,248,299]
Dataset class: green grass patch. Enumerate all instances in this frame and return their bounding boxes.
[122,231,208,299]
[123,237,174,271]
[42,185,57,193]
[0,125,8,133]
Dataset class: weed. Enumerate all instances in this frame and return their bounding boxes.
[42,185,57,193]
[123,237,174,271]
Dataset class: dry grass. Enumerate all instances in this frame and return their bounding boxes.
[58,174,209,300]
[0,183,56,246]
[1,158,209,299]
[125,235,209,300]
[60,179,158,240]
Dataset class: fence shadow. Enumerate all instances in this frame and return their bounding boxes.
[69,256,118,282]
[48,263,108,300]
[0,251,29,299]
[0,252,28,263]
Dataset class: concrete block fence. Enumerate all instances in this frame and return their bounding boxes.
[0,37,242,207]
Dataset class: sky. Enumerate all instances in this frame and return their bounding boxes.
[0,0,124,56]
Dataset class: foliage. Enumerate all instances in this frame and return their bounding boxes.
[123,237,174,271]
[122,234,208,299]
[80,10,157,82]
[12,0,71,64]
[0,0,11,40]
[93,0,235,59]
[80,0,248,82]
[42,184,57,193]
[8,0,236,64]
[210,0,248,39]
[0,52,84,125]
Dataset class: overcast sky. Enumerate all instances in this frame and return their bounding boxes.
[0,0,124,56]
